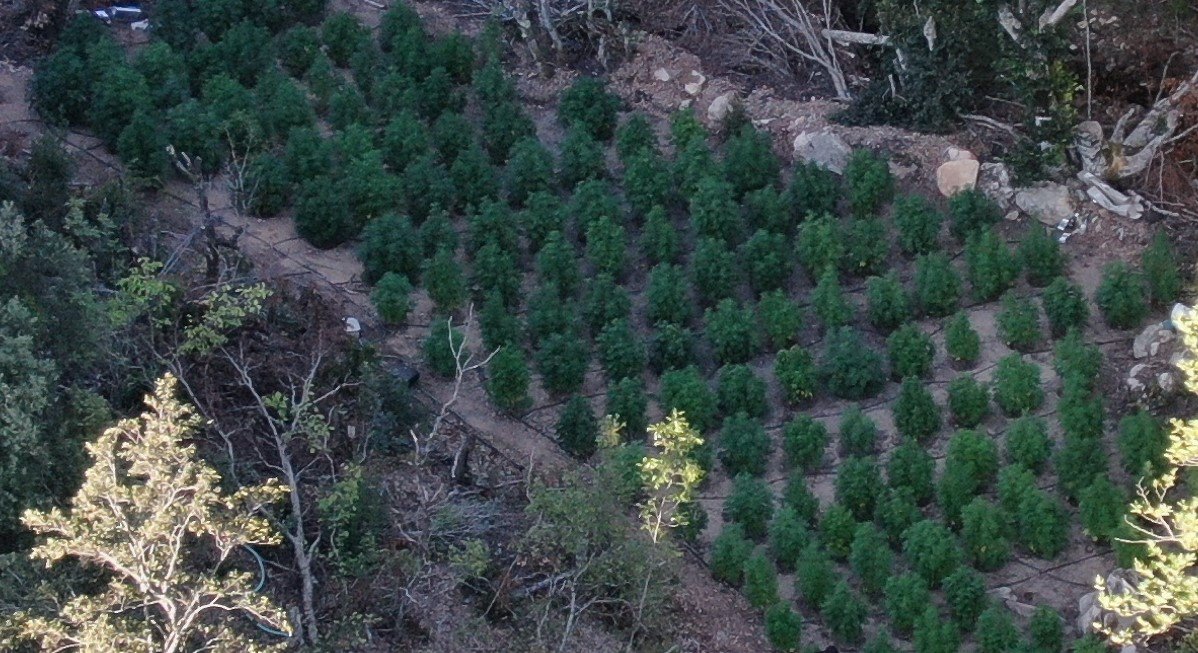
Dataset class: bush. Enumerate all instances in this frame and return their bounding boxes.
[866,273,910,332]
[690,176,743,246]
[606,377,648,438]
[481,100,536,165]
[997,292,1042,351]
[944,311,981,364]
[914,607,961,653]
[1053,329,1102,389]
[943,567,988,632]
[942,429,999,496]
[719,415,771,477]
[993,355,1043,416]
[558,77,621,141]
[526,285,572,343]
[844,149,894,217]
[724,474,774,540]
[423,249,467,314]
[624,151,673,218]
[768,506,810,572]
[711,523,754,585]
[487,347,532,414]
[894,378,941,442]
[596,319,644,382]
[1118,410,1167,478]
[616,113,658,161]
[960,497,1011,571]
[850,523,893,596]
[839,406,878,456]
[723,124,780,198]
[328,85,372,131]
[648,322,694,373]
[836,457,885,521]
[641,205,681,265]
[783,475,820,525]
[322,12,371,66]
[583,273,631,335]
[887,440,935,504]
[244,155,290,217]
[295,176,355,249]
[1006,416,1052,473]
[91,65,152,146]
[874,488,922,546]
[966,228,1020,301]
[586,216,627,279]
[1143,231,1182,307]
[894,194,943,255]
[717,365,768,419]
[743,552,780,610]
[746,186,792,235]
[479,290,522,350]
[359,213,421,284]
[820,328,887,399]
[812,268,853,329]
[977,605,1019,653]
[947,376,989,428]
[504,137,555,206]
[1020,227,1065,286]
[913,253,961,317]
[536,333,588,395]
[402,155,455,222]
[1079,477,1125,544]
[556,396,598,459]
[768,348,818,407]
[796,214,844,279]
[705,299,759,365]
[1055,434,1109,503]
[740,230,793,295]
[795,544,836,608]
[673,139,715,197]
[758,291,803,349]
[646,264,692,326]
[903,520,962,587]
[1029,606,1064,653]
[558,126,606,187]
[471,242,520,308]
[888,324,935,379]
[1059,382,1104,441]
[520,192,565,253]
[782,416,828,470]
[1096,261,1149,329]
[372,272,413,325]
[31,48,92,127]
[573,179,624,234]
[692,238,739,307]
[1042,277,1090,337]
[787,161,840,218]
[116,111,170,182]
[660,366,717,433]
[997,465,1037,516]
[819,503,858,560]
[949,188,1001,241]
[449,144,500,211]
[424,319,465,378]
[1016,488,1068,558]
[823,581,868,645]
[842,218,891,277]
[885,572,931,635]
[765,603,803,652]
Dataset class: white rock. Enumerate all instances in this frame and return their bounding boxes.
[707,92,736,124]
[979,161,1015,202]
[792,131,852,174]
[344,317,361,335]
[653,68,671,82]
[1171,302,1194,325]
[1133,322,1171,359]
[1159,371,1178,394]
[1127,377,1146,393]
[1015,183,1074,226]
[936,159,980,196]
[683,70,706,95]
[946,146,977,161]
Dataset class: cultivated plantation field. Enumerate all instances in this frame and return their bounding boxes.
[15,0,1189,650]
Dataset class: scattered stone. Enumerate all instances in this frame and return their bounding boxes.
[1158,371,1178,394]
[653,68,671,82]
[792,131,852,174]
[946,147,977,161]
[1015,183,1074,226]
[707,92,736,124]
[1171,302,1194,325]
[889,162,917,179]
[978,161,1015,202]
[936,159,980,196]
[344,317,361,337]
[684,70,706,95]
[1133,322,1172,359]
[1004,210,1020,221]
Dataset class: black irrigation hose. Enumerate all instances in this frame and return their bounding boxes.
[242,545,292,638]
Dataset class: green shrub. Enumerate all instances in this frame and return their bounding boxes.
[902,519,962,587]
[795,544,835,608]
[580,274,630,335]
[893,377,941,442]
[244,154,290,217]
[673,139,714,197]
[783,416,827,471]
[527,285,572,342]
[949,188,1001,241]
[286,125,333,183]
[746,186,792,235]
[606,377,648,438]
[820,503,858,560]
[888,324,935,379]
[719,415,771,477]
[844,149,893,217]
[359,213,421,284]
[691,238,739,307]
[31,48,92,127]
[585,216,627,278]
[558,77,621,141]
[966,228,1020,301]
[997,465,1037,516]
[1016,488,1068,558]
[943,566,988,631]
[1059,381,1104,440]
[1055,433,1109,502]
[624,151,673,217]
[711,523,754,585]
[536,231,581,295]
[717,365,768,419]
[471,242,520,308]
[947,376,989,428]
[1096,261,1149,329]
[783,475,821,525]
[1006,416,1052,473]
[796,214,844,279]
[164,101,224,175]
[960,497,1011,572]
[1118,410,1167,478]
[758,291,803,349]
[823,581,868,645]
[402,155,455,222]
[849,522,893,596]
[842,218,890,276]
[941,429,999,497]
[558,126,606,187]
[812,268,853,329]
[913,253,961,317]
[836,457,885,521]
[821,328,887,399]
[430,112,475,165]
[705,299,759,365]
[641,205,680,265]
[599,441,648,506]
[660,366,717,433]
[648,321,695,373]
[646,264,692,326]
[874,488,923,546]
[422,249,466,314]
[997,292,1042,351]
[945,311,981,364]
[487,347,532,414]
[429,32,475,83]
[322,12,371,66]
[1042,277,1090,337]
[372,272,413,325]
[556,395,598,459]
[787,161,840,218]
[768,506,810,572]
[884,572,931,635]
[1029,606,1064,653]
[536,333,588,395]
[1079,477,1126,544]
[775,347,817,404]
[839,406,878,456]
[295,176,355,248]
[596,319,645,382]
[887,440,935,504]
[1053,329,1102,389]
[723,124,779,198]
[504,137,555,206]
[740,230,793,295]
[1020,226,1065,286]
[342,155,403,227]
[866,272,911,332]
[1143,231,1183,307]
[91,65,152,146]
[977,605,1019,653]
[894,194,943,255]
[328,85,372,131]
[764,603,803,652]
[481,100,536,164]
[135,41,189,109]
[725,474,774,540]
[993,355,1043,416]
[743,552,780,610]
[690,176,743,245]
[914,607,961,653]
[449,144,500,211]
[616,113,658,161]
[479,290,521,350]
[520,192,565,253]
[424,318,465,378]
[116,111,170,182]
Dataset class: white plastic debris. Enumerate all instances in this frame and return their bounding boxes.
[344,317,361,336]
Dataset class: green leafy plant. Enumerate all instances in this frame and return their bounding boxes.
[424,318,466,378]
[705,299,759,364]
[977,605,1019,653]
[947,376,989,428]
[586,216,628,279]
[960,497,1011,572]
[558,77,621,141]
[939,430,1000,524]
[850,522,893,596]
[823,581,868,645]
[596,319,645,382]
[1020,226,1065,286]
[711,523,754,585]
[690,176,743,245]
[903,519,962,587]
[723,124,780,198]
[866,272,911,332]
[1053,329,1102,389]
[743,552,780,610]
[660,366,717,433]
[1078,477,1126,544]
[1118,410,1167,478]
[796,214,844,279]
[648,321,695,373]
[1006,416,1052,474]
[1029,606,1064,653]
[582,273,631,334]
[965,228,1020,301]
[888,323,935,379]
[724,473,775,540]
[616,112,658,161]
[844,149,894,217]
[992,354,1043,416]
[758,291,803,349]
[556,395,598,459]
[1142,231,1182,307]
[607,377,648,439]
[487,347,532,414]
[783,415,828,470]
[842,218,891,277]
[1096,261,1149,329]
[558,126,606,187]
[641,205,680,265]
[820,327,887,399]
[645,264,692,326]
[787,161,840,218]
[295,176,355,249]
[996,292,1042,351]
[893,194,943,255]
[839,406,878,456]
[893,377,941,442]
[913,253,961,317]
[887,440,935,505]
[1055,432,1109,502]
[821,503,859,560]
[836,457,885,521]
[874,488,922,546]
[741,230,793,295]
[768,506,811,572]
[914,607,961,653]
[885,572,931,635]
[371,272,413,325]
[504,137,555,206]
[535,332,588,395]
[717,365,768,419]
[943,566,988,631]
[719,414,771,477]
[765,603,803,652]
[784,475,821,525]
[795,544,835,608]
[691,238,739,307]
[775,346,817,404]
[1042,277,1090,337]
[949,188,1001,241]
[945,311,981,364]
[624,151,673,217]
[1015,488,1068,558]
[812,268,853,329]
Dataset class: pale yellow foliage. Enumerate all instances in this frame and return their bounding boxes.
[1098,311,1198,644]
[638,410,705,543]
[13,375,291,653]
